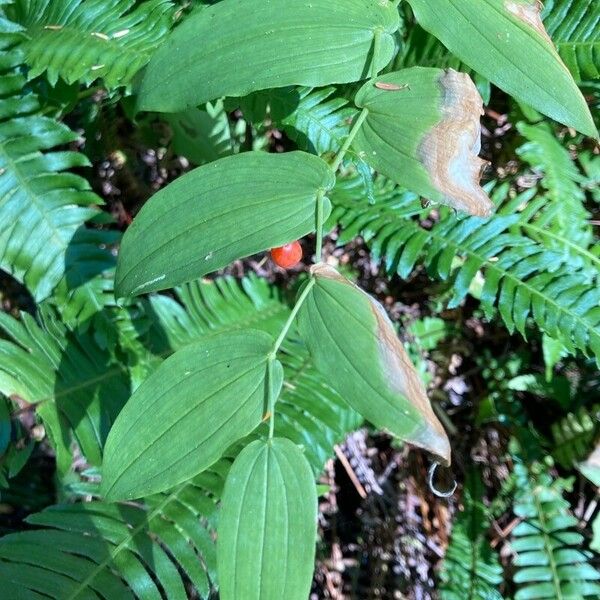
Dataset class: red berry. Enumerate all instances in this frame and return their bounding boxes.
[270,241,302,269]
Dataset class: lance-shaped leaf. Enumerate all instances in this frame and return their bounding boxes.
[218,438,317,600]
[115,151,334,297]
[298,264,450,465]
[101,330,283,501]
[354,67,493,216]
[137,0,400,112]
[406,0,597,138]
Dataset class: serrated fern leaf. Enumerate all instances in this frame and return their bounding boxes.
[517,122,594,254]
[439,469,504,600]
[544,0,600,81]
[269,86,356,155]
[551,405,600,468]
[0,470,225,599]
[9,0,175,89]
[511,458,600,599]
[0,309,129,472]
[331,179,600,363]
[0,31,109,300]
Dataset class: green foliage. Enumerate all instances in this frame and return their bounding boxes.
[9,0,175,89]
[331,179,600,363]
[551,405,600,468]
[543,0,600,81]
[439,469,503,600]
[218,438,317,600]
[0,471,223,599]
[511,455,600,599]
[269,86,355,156]
[115,151,334,296]
[0,36,107,301]
[101,330,283,501]
[298,264,450,463]
[0,1,598,597]
[138,0,400,112]
[0,309,129,474]
[407,0,596,137]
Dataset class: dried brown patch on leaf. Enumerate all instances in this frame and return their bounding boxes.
[310,264,451,465]
[419,69,493,217]
[505,0,553,45]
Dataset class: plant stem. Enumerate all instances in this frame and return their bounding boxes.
[267,357,276,439]
[329,107,369,173]
[267,278,317,437]
[315,189,325,261]
[270,278,316,358]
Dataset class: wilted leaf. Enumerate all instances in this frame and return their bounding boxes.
[298,264,451,465]
[137,0,400,112]
[354,67,493,216]
[218,438,317,600]
[407,0,597,138]
[101,330,283,501]
[115,151,334,297]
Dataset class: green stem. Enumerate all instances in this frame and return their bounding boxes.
[329,107,369,173]
[270,278,316,358]
[315,189,325,261]
[267,357,276,439]
[267,278,317,438]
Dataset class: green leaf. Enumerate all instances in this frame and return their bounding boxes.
[353,68,493,216]
[407,0,597,138]
[10,0,175,89]
[217,438,317,600]
[298,264,451,465]
[544,0,600,81]
[101,329,283,501]
[137,0,400,113]
[0,37,107,301]
[165,101,232,165]
[0,310,129,473]
[115,151,334,297]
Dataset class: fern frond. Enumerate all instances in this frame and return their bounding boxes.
[0,29,112,301]
[0,309,129,473]
[9,0,175,89]
[331,178,600,363]
[517,122,594,255]
[439,469,504,600]
[0,467,225,599]
[511,457,600,599]
[269,86,355,155]
[551,405,600,468]
[544,0,600,81]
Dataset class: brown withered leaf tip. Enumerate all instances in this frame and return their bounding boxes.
[419,69,494,217]
[310,264,451,466]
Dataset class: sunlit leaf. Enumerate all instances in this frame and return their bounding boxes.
[298,264,450,465]
[407,0,597,137]
[354,67,493,216]
[137,0,400,112]
[115,151,334,297]
[102,330,283,501]
[217,438,317,600]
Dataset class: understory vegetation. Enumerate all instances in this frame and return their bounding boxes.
[0,0,599,598]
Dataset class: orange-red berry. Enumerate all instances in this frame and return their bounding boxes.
[270,241,303,269]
